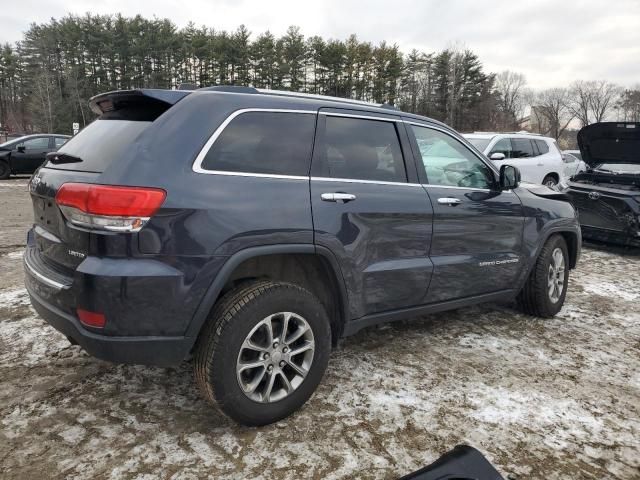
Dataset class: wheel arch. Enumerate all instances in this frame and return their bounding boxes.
[186,244,349,349]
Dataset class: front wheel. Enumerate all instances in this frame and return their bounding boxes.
[194,281,331,426]
[517,234,569,317]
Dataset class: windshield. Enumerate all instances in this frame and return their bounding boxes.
[0,138,20,148]
[464,137,491,152]
[594,163,640,174]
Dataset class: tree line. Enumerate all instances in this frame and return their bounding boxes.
[0,14,638,140]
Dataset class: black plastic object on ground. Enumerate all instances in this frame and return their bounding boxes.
[399,445,504,480]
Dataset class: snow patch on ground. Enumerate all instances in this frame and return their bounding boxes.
[581,280,639,301]
[0,287,30,307]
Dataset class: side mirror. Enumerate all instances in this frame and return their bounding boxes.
[489,152,505,161]
[500,164,520,190]
[16,145,25,153]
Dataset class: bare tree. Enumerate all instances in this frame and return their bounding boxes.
[616,85,640,121]
[495,70,527,129]
[531,88,575,139]
[568,80,593,127]
[589,80,621,122]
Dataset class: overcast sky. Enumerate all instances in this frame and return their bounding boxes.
[1,0,639,90]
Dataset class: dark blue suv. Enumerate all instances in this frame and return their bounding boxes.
[24,86,581,425]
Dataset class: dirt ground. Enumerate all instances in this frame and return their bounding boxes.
[0,176,638,480]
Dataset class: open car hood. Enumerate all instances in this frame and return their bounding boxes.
[578,122,640,167]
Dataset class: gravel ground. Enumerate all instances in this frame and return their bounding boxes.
[0,176,639,479]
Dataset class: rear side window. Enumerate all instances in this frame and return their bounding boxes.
[535,139,549,154]
[317,116,407,182]
[47,120,151,172]
[511,138,535,158]
[201,112,316,176]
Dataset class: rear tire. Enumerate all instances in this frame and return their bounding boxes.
[542,175,557,188]
[0,161,10,180]
[517,234,569,317]
[194,280,331,426]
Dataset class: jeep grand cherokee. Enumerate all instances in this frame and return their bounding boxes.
[24,86,581,425]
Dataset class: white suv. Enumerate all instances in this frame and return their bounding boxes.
[463,132,566,187]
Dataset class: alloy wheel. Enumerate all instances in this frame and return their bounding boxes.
[236,312,315,403]
[547,247,565,303]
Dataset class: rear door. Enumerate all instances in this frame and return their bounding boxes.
[406,122,524,303]
[310,109,434,319]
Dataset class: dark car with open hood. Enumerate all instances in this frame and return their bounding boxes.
[561,122,640,246]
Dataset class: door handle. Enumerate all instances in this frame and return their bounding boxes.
[321,193,356,203]
[437,197,461,206]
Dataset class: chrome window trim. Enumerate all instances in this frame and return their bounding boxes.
[311,176,422,187]
[320,111,400,123]
[192,108,316,175]
[422,183,492,193]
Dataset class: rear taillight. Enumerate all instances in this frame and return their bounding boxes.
[56,183,166,232]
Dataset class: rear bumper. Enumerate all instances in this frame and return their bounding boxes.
[26,283,192,366]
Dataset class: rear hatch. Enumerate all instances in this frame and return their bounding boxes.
[28,89,188,279]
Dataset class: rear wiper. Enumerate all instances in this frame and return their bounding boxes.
[46,152,83,164]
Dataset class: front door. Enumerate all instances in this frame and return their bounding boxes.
[407,122,525,303]
[310,110,434,319]
[12,137,52,173]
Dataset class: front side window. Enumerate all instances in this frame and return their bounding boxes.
[489,138,512,159]
[20,137,50,150]
[201,111,316,176]
[412,126,494,189]
[511,138,535,158]
[318,116,407,182]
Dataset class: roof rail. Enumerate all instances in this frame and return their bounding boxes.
[193,85,396,110]
[471,130,542,136]
[198,85,260,94]
[256,88,388,109]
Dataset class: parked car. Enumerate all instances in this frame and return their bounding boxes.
[464,132,567,187]
[0,134,70,179]
[24,87,581,426]
[560,122,640,246]
[562,149,587,177]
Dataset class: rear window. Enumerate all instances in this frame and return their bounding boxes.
[46,120,151,172]
[316,116,407,183]
[534,139,549,154]
[511,138,535,158]
[201,111,316,176]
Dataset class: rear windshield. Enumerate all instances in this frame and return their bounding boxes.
[45,120,151,172]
